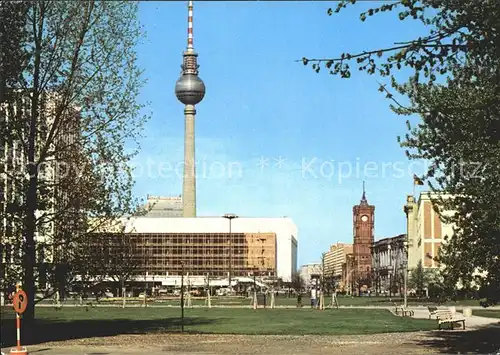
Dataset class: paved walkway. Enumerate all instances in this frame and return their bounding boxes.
[409,307,500,329]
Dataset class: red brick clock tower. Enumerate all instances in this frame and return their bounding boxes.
[353,182,375,286]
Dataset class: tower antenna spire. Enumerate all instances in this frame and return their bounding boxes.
[187,0,194,51]
[361,180,367,203]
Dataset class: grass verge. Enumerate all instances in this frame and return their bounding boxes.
[0,307,435,347]
[470,309,500,319]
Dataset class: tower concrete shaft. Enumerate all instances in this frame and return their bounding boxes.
[175,0,205,217]
[183,104,196,217]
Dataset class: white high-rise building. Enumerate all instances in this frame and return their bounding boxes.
[142,195,183,218]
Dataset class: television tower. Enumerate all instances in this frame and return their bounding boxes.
[175,0,205,217]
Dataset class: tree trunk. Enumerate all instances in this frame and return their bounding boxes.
[121,278,126,308]
[23,6,44,338]
[23,91,40,343]
[23,156,38,344]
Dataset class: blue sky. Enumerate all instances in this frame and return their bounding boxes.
[132,1,429,266]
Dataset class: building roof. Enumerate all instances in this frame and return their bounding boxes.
[121,216,298,240]
[417,191,455,203]
[299,263,321,268]
[373,234,406,248]
[360,180,368,205]
[328,242,352,250]
[143,195,183,218]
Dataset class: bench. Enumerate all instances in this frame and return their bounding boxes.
[436,310,466,330]
[401,306,415,317]
[428,306,438,319]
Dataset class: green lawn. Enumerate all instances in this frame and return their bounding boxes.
[471,310,500,319]
[0,306,435,347]
[181,308,435,335]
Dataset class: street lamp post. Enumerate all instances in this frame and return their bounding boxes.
[253,269,257,309]
[374,250,380,297]
[404,203,412,309]
[347,256,355,296]
[388,243,392,298]
[356,254,360,297]
[403,241,408,308]
[206,273,211,308]
[320,253,325,310]
[180,261,185,332]
[376,268,379,296]
[223,213,238,290]
[144,239,149,307]
[348,268,355,296]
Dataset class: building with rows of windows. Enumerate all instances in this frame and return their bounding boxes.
[94,216,298,288]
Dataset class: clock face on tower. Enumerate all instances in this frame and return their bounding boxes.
[361,215,369,222]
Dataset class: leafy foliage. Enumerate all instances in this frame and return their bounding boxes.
[303,0,498,86]
[0,2,28,102]
[397,71,499,305]
[0,0,149,321]
[408,260,427,295]
[99,230,142,294]
[291,274,305,292]
[302,0,500,306]
[322,275,337,294]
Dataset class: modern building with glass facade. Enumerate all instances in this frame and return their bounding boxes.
[97,217,298,284]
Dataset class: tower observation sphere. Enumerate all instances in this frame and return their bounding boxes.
[175,73,205,105]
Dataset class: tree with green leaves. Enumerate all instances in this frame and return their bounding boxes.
[322,275,337,294]
[302,0,499,305]
[100,231,141,300]
[291,273,305,293]
[303,0,498,88]
[398,71,499,305]
[408,260,427,296]
[0,0,148,325]
[0,0,29,300]
[0,1,29,100]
